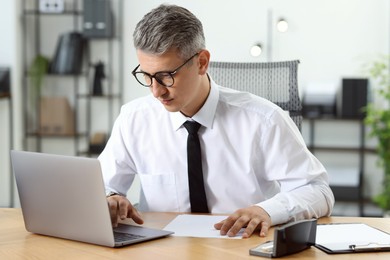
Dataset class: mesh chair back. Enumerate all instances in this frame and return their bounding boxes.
[208,60,302,130]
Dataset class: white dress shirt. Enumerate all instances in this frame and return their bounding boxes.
[99,79,334,225]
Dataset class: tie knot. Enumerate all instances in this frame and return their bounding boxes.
[183,121,201,135]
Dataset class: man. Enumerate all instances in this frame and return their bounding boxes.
[99,4,334,238]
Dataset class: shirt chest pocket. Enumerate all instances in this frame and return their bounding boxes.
[138,173,179,212]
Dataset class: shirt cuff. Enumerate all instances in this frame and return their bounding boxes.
[256,198,290,226]
[105,189,125,197]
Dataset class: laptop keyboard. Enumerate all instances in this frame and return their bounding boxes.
[114,232,146,242]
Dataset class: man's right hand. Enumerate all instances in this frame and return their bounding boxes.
[106,195,144,227]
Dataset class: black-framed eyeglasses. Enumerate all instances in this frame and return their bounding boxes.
[132,52,199,88]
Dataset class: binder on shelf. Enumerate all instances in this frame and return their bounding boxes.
[83,0,114,38]
[49,32,85,75]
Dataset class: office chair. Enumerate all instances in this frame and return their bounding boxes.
[208,60,302,130]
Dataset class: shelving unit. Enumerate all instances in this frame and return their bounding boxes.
[21,0,123,156]
[304,116,376,216]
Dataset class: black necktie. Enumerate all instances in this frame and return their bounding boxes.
[183,121,209,213]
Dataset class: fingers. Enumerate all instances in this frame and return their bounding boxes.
[242,216,270,238]
[118,199,129,219]
[107,197,120,227]
[107,195,144,227]
[214,206,271,238]
[127,205,144,225]
[242,218,261,238]
[213,221,224,230]
[219,214,249,237]
[259,221,270,237]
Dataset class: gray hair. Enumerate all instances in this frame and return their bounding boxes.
[133,4,205,59]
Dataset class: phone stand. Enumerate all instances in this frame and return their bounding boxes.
[250,219,317,258]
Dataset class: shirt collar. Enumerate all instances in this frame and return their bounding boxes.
[170,76,219,131]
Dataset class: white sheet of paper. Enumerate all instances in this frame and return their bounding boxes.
[163,215,244,239]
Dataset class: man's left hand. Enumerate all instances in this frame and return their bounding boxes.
[214,206,271,238]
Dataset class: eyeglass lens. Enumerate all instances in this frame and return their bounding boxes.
[134,72,173,87]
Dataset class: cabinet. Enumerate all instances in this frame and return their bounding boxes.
[303,117,376,216]
[22,0,123,156]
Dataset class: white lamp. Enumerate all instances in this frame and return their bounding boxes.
[250,44,263,57]
[277,19,289,33]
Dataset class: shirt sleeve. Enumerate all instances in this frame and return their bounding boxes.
[98,110,136,197]
[256,109,335,225]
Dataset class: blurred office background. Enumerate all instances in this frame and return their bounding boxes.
[0,0,388,216]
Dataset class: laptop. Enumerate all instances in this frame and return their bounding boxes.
[10,150,173,247]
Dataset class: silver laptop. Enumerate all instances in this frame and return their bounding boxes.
[10,150,173,247]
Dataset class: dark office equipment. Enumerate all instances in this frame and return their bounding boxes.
[250,219,317,258]
[302,93,336,118]
[337,78,368,119]
[83,0,114,38]
[49,32,85,75]
[92,62,105,96]
[302,82,338,118]
[0,68,10,97]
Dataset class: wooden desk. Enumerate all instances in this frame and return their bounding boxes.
[1,208,389,259]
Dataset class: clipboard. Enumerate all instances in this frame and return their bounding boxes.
[315,223,390,254]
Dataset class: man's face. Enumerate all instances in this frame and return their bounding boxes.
[136,49,208,117]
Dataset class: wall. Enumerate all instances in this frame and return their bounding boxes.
[124,0,389,101]
[0,0,389,207]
